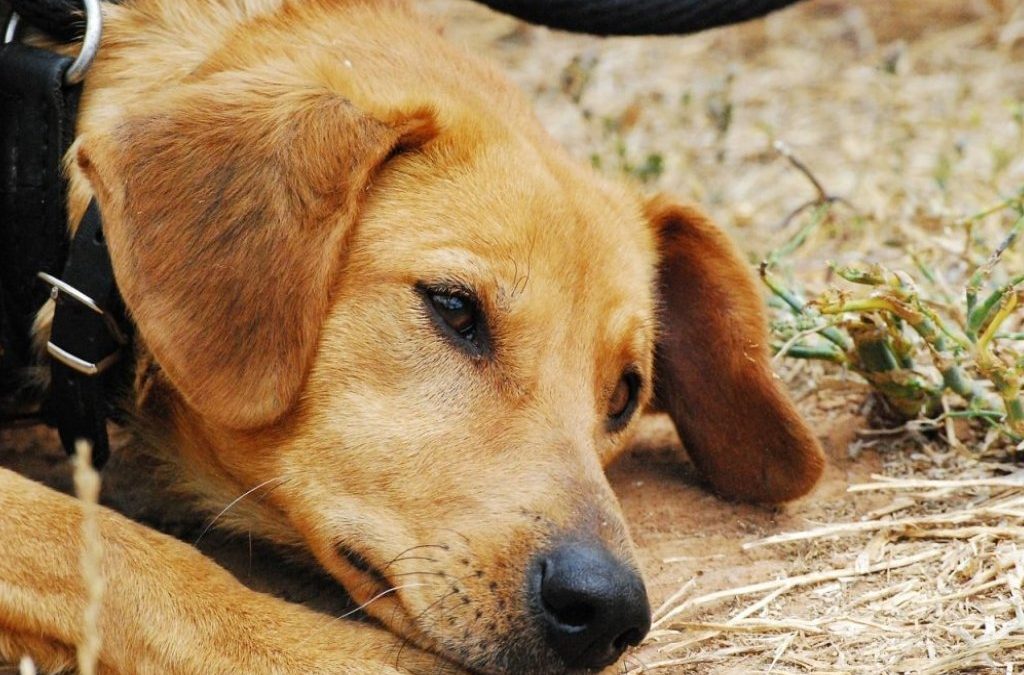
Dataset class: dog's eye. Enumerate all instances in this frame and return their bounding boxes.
[607,371,640,431]
[432,292,476,337]
[420,285,489,357]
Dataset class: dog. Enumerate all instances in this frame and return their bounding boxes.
[0,0,825,672]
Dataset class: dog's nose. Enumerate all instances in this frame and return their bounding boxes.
[533,542,651,670]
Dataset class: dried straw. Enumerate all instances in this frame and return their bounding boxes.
[72,441,104,675]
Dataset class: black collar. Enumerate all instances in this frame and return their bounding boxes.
[39,199,133,468]
[0,0,129,468]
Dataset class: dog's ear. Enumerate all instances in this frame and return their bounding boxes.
[77,83,438,430]
[646,195,825,503]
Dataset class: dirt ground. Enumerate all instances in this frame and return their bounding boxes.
[4,0,1024,673]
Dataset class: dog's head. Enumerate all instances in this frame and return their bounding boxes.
[72,4,823,672]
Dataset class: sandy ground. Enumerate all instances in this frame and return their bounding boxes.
[4,0,1024,672]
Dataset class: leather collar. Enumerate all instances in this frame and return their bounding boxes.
[0,0,128,468]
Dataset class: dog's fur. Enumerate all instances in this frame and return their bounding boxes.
[0,0,825,672]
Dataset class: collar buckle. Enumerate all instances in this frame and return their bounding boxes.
[40,200,130,469]
[38,271,129,375]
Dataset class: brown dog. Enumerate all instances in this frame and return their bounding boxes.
[0,0,825,672]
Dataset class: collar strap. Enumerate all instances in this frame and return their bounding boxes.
[1,0,118,467]
[41,199,131,468]
[0,37,78,379]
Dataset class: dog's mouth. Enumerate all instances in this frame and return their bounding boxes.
[324,526,649,675]
[330,538,531,671]
[336,544,393,598]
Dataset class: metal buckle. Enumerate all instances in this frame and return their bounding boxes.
[3,0,103,85]
[38,271,124,376]
[45,341,119,376]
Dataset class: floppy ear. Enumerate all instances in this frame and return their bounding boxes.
[647,195,825,503]
[77,82,438,430]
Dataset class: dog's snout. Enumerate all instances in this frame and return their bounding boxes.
[532,542,651,670]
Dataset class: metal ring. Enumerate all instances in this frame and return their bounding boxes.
[2,0,101,85]
[3,11,20,44]
[65,0,102,85]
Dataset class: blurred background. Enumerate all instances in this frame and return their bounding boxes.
[423,0,1024,258]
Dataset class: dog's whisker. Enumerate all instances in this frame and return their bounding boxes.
[382,543,451,569]
[338,582,429,621]
[386,570,451,580]
[383,554,439,569]
[433,527,471,546]
[385,553,434,565]
[193,476,289,546]
[297,582,430,649]
[351,567,451,597]
[393,588,460,669]
[415,589,460,623]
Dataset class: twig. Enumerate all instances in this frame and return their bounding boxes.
[655,550,941,626]
[742,499,1024,549]
[651,578,697,622]
[847,474,1024,492]
[670,619,823,634]
[774,140,829,202]
[897,636,1024,674]
[73,441,104,675]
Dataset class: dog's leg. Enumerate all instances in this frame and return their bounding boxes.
[0,468,450,674]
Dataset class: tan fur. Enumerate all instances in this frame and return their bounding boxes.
[2,0,825,672]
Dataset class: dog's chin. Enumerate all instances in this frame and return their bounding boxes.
[414,622,570,675]
[388,608,578,675]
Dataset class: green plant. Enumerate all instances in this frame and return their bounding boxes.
[762,146,1024,443]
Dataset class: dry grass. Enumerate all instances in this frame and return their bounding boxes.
[71,441,103,675]
[634,472,1024,673]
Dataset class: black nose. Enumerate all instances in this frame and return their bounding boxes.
[532,542,651,670]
